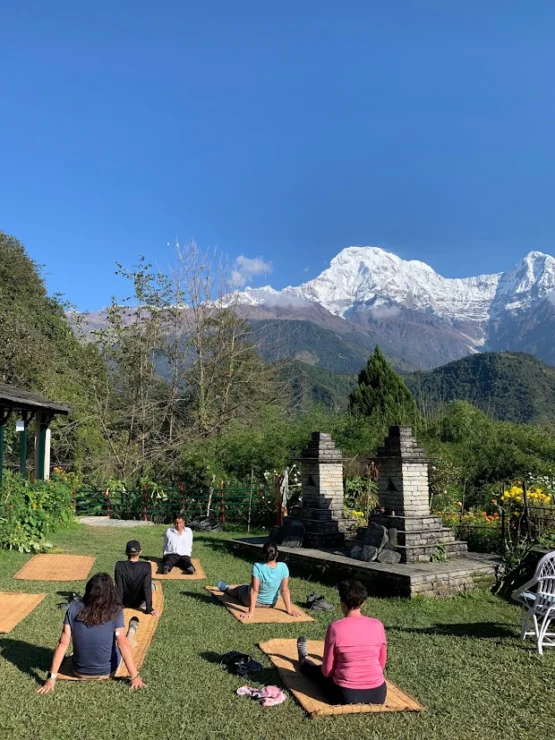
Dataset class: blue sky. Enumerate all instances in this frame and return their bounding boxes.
[2,1,555,309]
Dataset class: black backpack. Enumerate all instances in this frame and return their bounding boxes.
[219,651,262,675]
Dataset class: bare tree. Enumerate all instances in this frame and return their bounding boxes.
[165,240,282,437]
[88,242,283,484]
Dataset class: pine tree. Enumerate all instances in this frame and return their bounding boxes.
[349,346,420,430]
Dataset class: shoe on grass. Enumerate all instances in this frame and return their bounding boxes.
[307,595,334,612]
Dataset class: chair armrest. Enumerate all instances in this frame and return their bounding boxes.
[512,578,538,601]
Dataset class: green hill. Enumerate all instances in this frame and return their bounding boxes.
[251,318,414,375]
[406,352,555,424]
[279,360,355,411]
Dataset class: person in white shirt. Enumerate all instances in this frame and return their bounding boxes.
[162,514,195,575]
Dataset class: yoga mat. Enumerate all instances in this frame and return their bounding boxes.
[149,558,205,580]
[206,586,315,624]
[57,583,164,681]
[14,554,95,582]
[259,639,425,718]
[0,592,46,633]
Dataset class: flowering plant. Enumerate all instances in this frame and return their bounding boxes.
[438,508,501,552]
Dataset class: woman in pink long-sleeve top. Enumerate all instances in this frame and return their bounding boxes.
[297,580,387,705]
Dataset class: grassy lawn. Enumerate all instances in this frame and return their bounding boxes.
[1,523,554,740]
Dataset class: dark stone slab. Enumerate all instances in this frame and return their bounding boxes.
[302,532,345,548]
[361,545,378,562]
[378,549,402,565]
[363,522,388,551]
[270,518,305,547]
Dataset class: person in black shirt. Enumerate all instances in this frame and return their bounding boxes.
[114,540,159,616]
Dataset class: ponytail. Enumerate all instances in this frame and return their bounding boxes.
[262,541,278,563]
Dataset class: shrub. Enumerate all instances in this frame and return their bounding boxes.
[0,469,76,552]
[438,508,502,553]
[344,473,379,522]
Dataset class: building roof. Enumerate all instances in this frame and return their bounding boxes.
[0,384,70,416]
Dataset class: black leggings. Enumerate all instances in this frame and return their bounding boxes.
[162,554,194,572]
[300,660,387,705]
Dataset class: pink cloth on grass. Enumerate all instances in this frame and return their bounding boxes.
[321,615,387,690]
[236,685,286,707]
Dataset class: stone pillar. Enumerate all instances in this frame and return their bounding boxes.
[365,426,468,563]
[376,426,431,517]
[300,433,344,514]
[287,432,348,548]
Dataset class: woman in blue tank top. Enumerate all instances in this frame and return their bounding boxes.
[217,542,301,620]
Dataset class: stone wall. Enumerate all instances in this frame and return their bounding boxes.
[230,537,497,599]
[287,432,347,547]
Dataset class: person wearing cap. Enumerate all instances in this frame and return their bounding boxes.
[161,513,195,575]
[114,540,158,616]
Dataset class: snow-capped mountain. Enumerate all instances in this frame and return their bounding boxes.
[285,247,501,323]
[241,246,555,323]
[490,251,555,317]
[234,246,555,368]
[77,246,555,372]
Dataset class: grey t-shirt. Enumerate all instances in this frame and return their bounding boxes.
[64,601,124,675]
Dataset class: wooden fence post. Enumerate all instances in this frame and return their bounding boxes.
[220,481,225,526]
[207,478,214,517]
[500,483,505,547]
[247,469,254,534]
[522,480,529,538]
[275,474,282,526]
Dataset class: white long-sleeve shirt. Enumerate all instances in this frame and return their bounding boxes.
[163,527,193,557]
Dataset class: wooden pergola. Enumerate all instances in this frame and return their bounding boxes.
[0,384,70,486]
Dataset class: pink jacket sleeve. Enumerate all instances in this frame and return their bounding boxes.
[321,624,336,678]
[379,625,387,669]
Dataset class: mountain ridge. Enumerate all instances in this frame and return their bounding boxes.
[234,245,555,367]
[240,245,555,322]
[76,245,555,371]
[405,351,555,424]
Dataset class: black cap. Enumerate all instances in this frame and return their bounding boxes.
[126,540,141,554]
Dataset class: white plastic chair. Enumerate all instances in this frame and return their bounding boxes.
[512,550,555,655]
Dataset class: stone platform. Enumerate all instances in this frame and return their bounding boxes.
[229,536,499,598]
[357,515,468,563]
